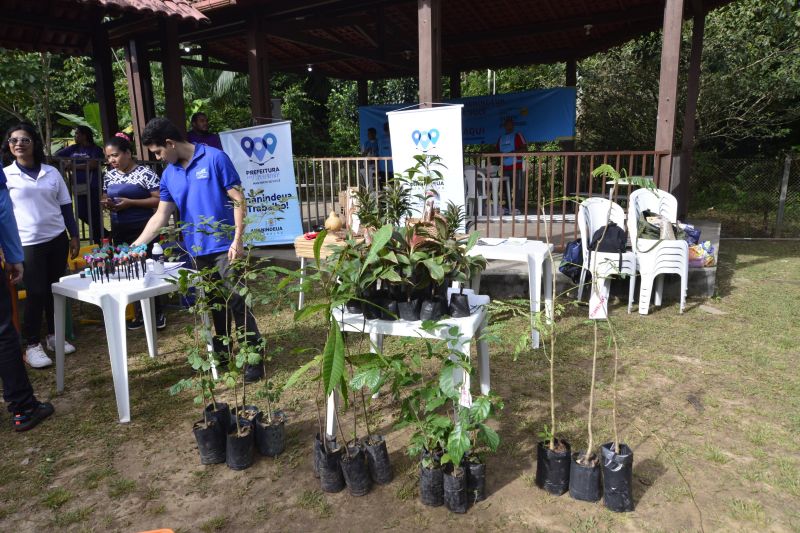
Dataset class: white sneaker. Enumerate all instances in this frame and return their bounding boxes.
[45,334,76,355]
[24,344,53,369]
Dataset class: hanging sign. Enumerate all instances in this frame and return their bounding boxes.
[219,121,303,245]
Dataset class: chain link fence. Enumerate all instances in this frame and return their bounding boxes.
[688,152,800,238]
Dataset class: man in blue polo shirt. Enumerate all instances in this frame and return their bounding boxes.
[0,166,55,431]
[131,118,264,382]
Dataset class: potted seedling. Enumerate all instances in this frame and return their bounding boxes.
[533,204,572,496]
[170,251,231,465]
[585,164,655,511]
[290,225,396,492]
[254,362,287,458]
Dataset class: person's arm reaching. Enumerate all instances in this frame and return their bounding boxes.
[226,186,246,261]
[131,201,177,247]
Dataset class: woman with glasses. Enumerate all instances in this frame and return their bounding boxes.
[102,133,166,330]
[2,123,80,368]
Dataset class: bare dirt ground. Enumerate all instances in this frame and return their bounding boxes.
[1,240,799,532]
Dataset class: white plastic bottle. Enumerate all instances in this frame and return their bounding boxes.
[151,242,165,274]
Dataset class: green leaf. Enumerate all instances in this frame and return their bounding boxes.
[350,367,381,391]
[464,231,480,252]
[423,258,445,282]
[285,354,321,390]
[313,230,328,268]
[446,425,471,466]
[361,224,393,274]
[293,303,329,322]
[478,423,500,451]
[470,396,491,423]
[322,321,345,396]
[439,367,457,397]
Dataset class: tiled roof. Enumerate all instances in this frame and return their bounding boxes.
[77,0,207,22]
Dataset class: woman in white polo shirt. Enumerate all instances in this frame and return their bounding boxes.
[2,123,80,368]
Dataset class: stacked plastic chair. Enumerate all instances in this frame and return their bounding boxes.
[627,188,688,315]
[576,198,637,315]
[464,166,488,217]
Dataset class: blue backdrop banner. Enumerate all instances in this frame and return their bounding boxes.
[358,87,576,156]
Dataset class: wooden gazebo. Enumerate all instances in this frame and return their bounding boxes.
[0,0,736,209]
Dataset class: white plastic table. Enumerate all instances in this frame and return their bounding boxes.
[326,288,490,438]
[468,238,554,348]
[52,266,204,423]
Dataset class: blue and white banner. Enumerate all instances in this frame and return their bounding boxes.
[220,121,303,245]
[360,87,576,150]
[387,104,465,225]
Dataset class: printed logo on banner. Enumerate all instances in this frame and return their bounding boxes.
[240,133,278,165]
[411,129,440,152]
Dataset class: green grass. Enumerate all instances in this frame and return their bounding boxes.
[199,515,227,532]
[52,506,93,527]
[703,444,730,464]
[728,498,768,525]
[296,490,332,518]
[107,477,136,499]
[41,487,72,510]
[0,240,798,531]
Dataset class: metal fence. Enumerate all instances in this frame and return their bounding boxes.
[688,152,800,238]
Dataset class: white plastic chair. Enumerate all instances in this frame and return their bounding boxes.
[576,198,636,316]
[627,188,688,315]
[464,166,488,217]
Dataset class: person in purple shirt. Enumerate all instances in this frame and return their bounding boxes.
[102,133,166,330]
[0,165,55,432]
[186,112,223,151]
[56,125,106,243]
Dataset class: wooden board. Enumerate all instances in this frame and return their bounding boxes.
[293,233,364,259]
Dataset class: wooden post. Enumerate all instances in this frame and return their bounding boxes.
[677,6,705,218]
[565,59,577,87]
[449,71,461,98]
[562,59,577,151]
[125,38,155,159]
[91,28,118,142]
[357,79,368,106]
[654,0,684,190]
[247,15,271,124]
[418,0,441,106]
[162,19,187,137]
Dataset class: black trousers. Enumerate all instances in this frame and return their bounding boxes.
[77,186,105,245]
[192,252,262,360]
[22,232,68,346]
[112,222,163,316]
[0,269,38,413]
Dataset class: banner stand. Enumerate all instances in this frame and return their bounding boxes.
[387,104,465,228]
[220,121,303,246]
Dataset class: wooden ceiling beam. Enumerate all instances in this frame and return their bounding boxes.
[268,28,408,70]
[450,17,663,70]
[445,4,659,45]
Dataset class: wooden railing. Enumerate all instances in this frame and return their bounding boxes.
[47,150,666,251]
[295,151,667,250]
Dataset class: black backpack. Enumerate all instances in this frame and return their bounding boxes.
[559,239,583,284]
[588,221,628,270]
